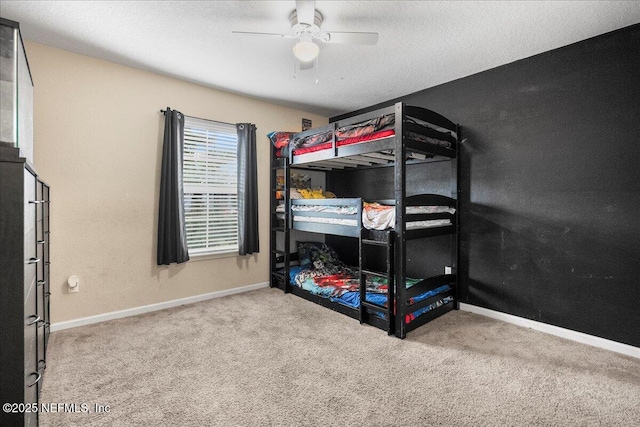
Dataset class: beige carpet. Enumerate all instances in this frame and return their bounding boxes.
[40,288,640,427]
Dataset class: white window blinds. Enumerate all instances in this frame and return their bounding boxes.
[183,116,238,256]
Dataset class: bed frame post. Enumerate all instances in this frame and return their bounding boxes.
[332,123,337,158]
[270,143,277,289]
[394,102,407,339]
[283,157,291,293]
[358,229,365,324]
[452,125,461,309]
[270,144,290,293]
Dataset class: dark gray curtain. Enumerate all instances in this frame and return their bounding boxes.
[236,123,259,255]
[157,107,190,265]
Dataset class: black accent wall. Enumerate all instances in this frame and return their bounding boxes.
[330,24,640,347]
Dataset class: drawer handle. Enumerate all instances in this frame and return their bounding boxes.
[37,240,45,245]
[38,360,47,370]
[28,257,41,264]
[37,280,46,286]
[27,315,41,326]
[27,371,42,387]
[29,200,45,204]
[45,292,51,297]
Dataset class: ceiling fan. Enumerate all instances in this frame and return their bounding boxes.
[232,0,378,70]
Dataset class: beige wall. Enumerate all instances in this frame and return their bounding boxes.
[25,41,327,323]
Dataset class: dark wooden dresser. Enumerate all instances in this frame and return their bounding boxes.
[0,145,51,426]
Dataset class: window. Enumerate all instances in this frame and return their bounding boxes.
[182,116,238,256]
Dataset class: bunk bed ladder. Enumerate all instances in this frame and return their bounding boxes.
[360,230,395,335]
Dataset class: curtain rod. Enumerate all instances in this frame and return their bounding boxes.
[160,109,234,126]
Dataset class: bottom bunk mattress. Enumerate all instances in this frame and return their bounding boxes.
[287,262,453,324]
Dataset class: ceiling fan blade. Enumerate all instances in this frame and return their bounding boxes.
[296,0,316,26]
[232,31,290,38]
[323,32,379,45]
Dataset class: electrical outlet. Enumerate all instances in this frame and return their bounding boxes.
[68,275,79,293]
[444,266,452,275]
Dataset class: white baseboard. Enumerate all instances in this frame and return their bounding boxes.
[50,282,269,332]
[460,303,640,359]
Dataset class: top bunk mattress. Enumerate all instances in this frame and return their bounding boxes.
[288,105,458,163]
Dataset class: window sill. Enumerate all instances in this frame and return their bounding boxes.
[188,251,239,262]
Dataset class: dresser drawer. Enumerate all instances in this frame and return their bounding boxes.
[23,229,38,303]
[24,278,37,372]
[37,314,46,372]
[24,225,36,257]
[44,263,50,289]
[45,322,51,349]
[24,409,38,427]
[44,291,51,330]
[43,185,50,205]
[23,370,38,423]
[36,201,43,222]
[36,237,45,280]
[43,187,50,224]
[36,218,44,241]
[37,277,45,316]
[36,181,44,222]
[43,237,50,260]
[24,168,36,234]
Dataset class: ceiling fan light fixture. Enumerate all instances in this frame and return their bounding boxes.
[293,40,319,62]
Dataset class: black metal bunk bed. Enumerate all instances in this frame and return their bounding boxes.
[269,102,460,338]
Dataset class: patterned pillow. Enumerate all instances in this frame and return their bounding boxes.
[297,242,340,267]
[267,131,295,148]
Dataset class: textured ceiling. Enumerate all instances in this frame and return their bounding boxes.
[2,1,640,117]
